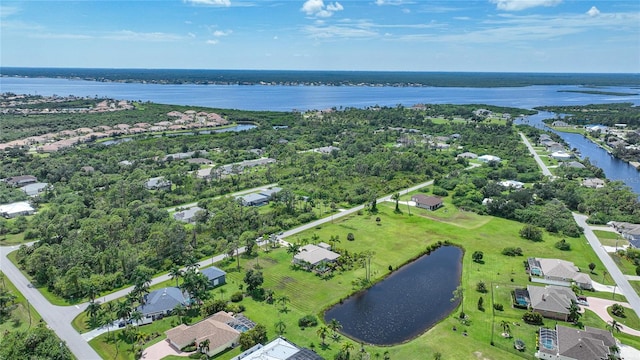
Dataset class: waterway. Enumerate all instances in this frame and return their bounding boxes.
[324,246,462,345]
[2,77,638,195]
[517,112,640,196]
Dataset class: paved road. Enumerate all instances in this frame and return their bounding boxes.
[0,164,480,359]
[574,213,640,316]
[0,244,101,359]
[519,132,552,177]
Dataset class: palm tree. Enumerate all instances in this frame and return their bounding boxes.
[500,320,511,337]
[101,303,116,341]
[219,287,227,300]
[85,301,102,326]
[173,303,187,324]
[287,243,301,258]
[275,319,286,335]
[116,300,132,322]
[130,310,143,326]
[391,193,400,212]
[317,326,329,346]
[329,235,341,250]
[169,265,183,287]
[329,318,343,335]
[185,257,201,272]
[278,295,290,312]
[567,301,581,323]
[199,338,210,354]
[341,342,355,359]
[607,319,622,334]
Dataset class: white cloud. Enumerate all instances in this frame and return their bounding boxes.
[188,32,196,38]
[206,39,219,44]
[301,0,344,18]
[0,5,19,18]
[213,30,232,37]
[586,6,600,17]
[273,35,279,40]
[490,0,562,11]
[184,0,231,6]
[104,30,183,42]
[303,24,377,39]
[375,0,407,5]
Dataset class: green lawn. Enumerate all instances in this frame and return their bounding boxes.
[0,232,26,246]
[607,306,640,331]
[593,230,627,248]
[611,253,638,276]
[84,201,635,359]
[0,271,43,334]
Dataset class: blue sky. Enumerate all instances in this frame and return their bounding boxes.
[1,0,638,72]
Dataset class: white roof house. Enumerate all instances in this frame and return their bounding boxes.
[0,201,35,218]
[499,180,524,189]
[478,154,501,163]
[550,151,572,161]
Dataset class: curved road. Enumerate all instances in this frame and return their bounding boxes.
[0,164,480,359]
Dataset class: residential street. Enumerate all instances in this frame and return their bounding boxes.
[519,132,552,177]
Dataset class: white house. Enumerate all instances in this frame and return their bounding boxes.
[0,201,35,218]
[478,154,501,163]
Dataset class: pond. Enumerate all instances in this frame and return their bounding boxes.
[324,245,463,345]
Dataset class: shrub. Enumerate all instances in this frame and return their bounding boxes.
[611,303,626,317]
[476,280,487,293]
[502,247,523,256]
[347,233,355,241]
[230,291,244,302]
[431,186,449,197]
[636,266,640,276]
[180,342,197,352]
[522,311,543,325]
[554,239,571,251]
[493,303,504,311]
[520,224,543,241]
[472,251,484,263]
[477,296,484,311]
[298,315,318,328]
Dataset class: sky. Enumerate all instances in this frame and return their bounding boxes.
[1,0,639,72]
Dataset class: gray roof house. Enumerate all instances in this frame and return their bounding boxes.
[237,193,269,207]
[173,206,205,224]
[145,176,172,191]
[456,152,478,159]
[5,175,38,187]
[526,285,577,321]
[561,161,586,169]
[609,222,640,246]
[536,325,617,360]
[293,244,340,271]
[20,182,49,197]
[411,194,443,211]
[259,187,283,200]
[528,258,593,290]
[200,266,226,287]
[582,178,606,189]
[137,287,188,321]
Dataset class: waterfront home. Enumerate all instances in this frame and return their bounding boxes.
[609,222,640,246]
[231,337,323,360]
[526,285,577,321]
[536,325,617,360]
[293,244,340,271]
[582,178,605,189]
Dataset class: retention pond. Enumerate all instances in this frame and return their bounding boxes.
[324,245,463,345]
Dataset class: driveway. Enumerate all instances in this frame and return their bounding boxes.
[142,339,189,360]
[583,297,640,337]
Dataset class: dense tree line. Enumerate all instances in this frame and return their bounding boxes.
[538,103,640,128]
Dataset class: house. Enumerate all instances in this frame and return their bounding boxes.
[609,222,640,246]
[411,194,443,211]
[5,175,37,187]
[136,287,189,322]
[187,158,214,165]
[582,178,605,189]
[526,285,577,321]
[19,182,49,197]
[173,206,205,224]
[561,161,586,169]
[499,180,524,189]
[237,193,270,207]
[200,266,226,287]
[314,146,340,154]
[478,154,501,163]
[536,325,618,360]
[550,151,572,161]
[145,177,172,191]
[165,311,248,357]
[527,258,593,289]
[456,152,478,159]
[293,244,340,271]
[0,201,35,218]
[81,166,95,173]
[259,187,283,200]
[551,120,569,127]
[231,337,323,360]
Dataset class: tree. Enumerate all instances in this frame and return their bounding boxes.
[347,232,355,241]
[391,193,400,213]
[522,311,543,325]
[554,239,571,251]
[85,300,102,326]
[607,319,622,334]
[588,262,596,273]
[317,326,329,346]
[169,265,183,287]
[341,342,355,359]
[130,310,143,326]
[519,224,543,241]
[568,301,581,323]
[277,295,290,312]
[275,319,286,335]
[451,285,464,313]
[476,280,487,293]
[244,269,264,293]
[472,251,484,263]
[199,338,210,354]
[477,296,484,311]
[287,243,301,258]
[329,318,343,335]
[500,320,511,337]
[173,303,187,324]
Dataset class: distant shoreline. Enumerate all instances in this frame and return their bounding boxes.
[2,67,639,88]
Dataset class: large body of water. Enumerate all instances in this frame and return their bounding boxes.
[324,246,463,345]
[1,76,639,194]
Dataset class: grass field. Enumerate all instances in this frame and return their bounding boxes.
[83,201,637,359]
[593,230,627,248]
[0,271,43,334]
[607,306,640,331]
